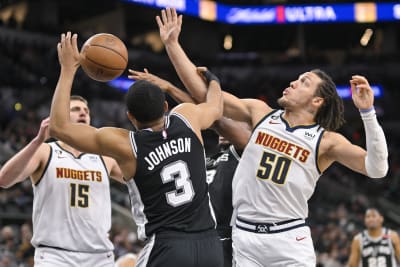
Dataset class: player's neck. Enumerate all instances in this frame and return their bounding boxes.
[368,227,383,238]
[58,141,82,157]
[138,116,165,132]
[282,110,315,127]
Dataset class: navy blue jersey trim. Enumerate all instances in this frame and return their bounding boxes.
[315,129,325,174]
[34,144,52,186]
[251,109,280,135]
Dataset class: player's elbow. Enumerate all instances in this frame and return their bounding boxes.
[48,122,64,139]
[0,174,12,189]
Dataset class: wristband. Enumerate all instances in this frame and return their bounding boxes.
[203,70,220,85]
[359,106,375,113]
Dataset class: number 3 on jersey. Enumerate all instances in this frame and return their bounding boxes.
[257,151,291,185]
[161,160,195,207]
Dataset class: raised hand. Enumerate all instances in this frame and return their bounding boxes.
[57,31,80,71]
[350,75,374,110]
[36,117,50,143]
[156,8,182,45]
[128,68,172,92]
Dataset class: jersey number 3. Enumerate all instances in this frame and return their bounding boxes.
[161,160,195,207]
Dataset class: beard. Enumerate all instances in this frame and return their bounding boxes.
[277,96,288,108]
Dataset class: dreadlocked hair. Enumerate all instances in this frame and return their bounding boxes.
[311,69,345,131]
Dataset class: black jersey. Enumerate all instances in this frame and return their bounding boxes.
[207,145,241,238]
[360,228,396,267]
[126,113,215,240]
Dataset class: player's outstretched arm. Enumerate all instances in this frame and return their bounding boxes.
[172,69,222,143]
[156,7,208,103]
[128,68,195,104]
[213,118,251,151]
[351,75,388,178]
[0,118,50,188]
[347,236,361,267]
[322,75,388,178]
[49,32,125,161]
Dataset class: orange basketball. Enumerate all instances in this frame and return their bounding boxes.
[80,33,128,82]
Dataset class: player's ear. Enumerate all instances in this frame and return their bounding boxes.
[312,96,324,108]
[126,111,136,124]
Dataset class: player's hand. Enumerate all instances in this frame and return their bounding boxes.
[128,68,172,92]
[156,8,182,45]
[35,117,50,143]
[197,67,220,85]
[57,32,80,71]
[350,75,374,110]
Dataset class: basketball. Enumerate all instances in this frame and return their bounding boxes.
[80,33,128,82]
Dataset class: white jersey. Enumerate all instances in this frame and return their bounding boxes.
[31,142,113,252]
[233,110,325,222]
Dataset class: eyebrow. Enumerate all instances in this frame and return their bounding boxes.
[299,74,312,82]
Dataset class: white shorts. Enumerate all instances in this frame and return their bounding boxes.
[232,224,316,267]
[34,246,114,267]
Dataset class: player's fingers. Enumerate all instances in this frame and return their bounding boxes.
[350,81,357,96]
[166,7,172,22]
[172,8,177,21]
[197,66,208,73]
[72,33,78,50]
[64,32,72,49]
[356,84,371,94]
[178,15,183,27]
[61,33,65,46]
[57,42,62,55]
[161,9,167,24]
[351,75,368,85]
[156,16,163,28]
[144,68,149,73]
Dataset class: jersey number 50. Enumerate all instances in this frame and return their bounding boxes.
[161,160,195,207]
[257,151,291,185]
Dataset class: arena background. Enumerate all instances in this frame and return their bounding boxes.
[0,0,399,266]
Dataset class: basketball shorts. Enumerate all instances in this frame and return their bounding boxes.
[135,229,224,267]
[232,218,316,267]
[34,246,114,267]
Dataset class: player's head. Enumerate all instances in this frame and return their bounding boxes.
[125,80,167,128]
[70,95,90,125]
[277,69,344,131]
[311,69,345,131]
[364,208,384,231]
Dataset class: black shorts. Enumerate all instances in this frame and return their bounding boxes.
[136,229,223,267]
[221,237,232,267]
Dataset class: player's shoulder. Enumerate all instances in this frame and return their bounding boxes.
[353,232,363,241]
[37,141,52,160]
[171,102,198,114]
[389,229,400,239]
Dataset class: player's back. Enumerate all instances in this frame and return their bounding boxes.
[127,112,215,240]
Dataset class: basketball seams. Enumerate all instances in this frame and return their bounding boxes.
[84,57,125,70]
[88,44,128,63]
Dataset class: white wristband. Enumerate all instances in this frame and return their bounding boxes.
[360,108,388,178]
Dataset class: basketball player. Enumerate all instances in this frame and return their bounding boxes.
[0,96,124,267]
[129,69,251,267]
[348,208,400,267]
[156,8,389,266]
[49,31,223,267]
